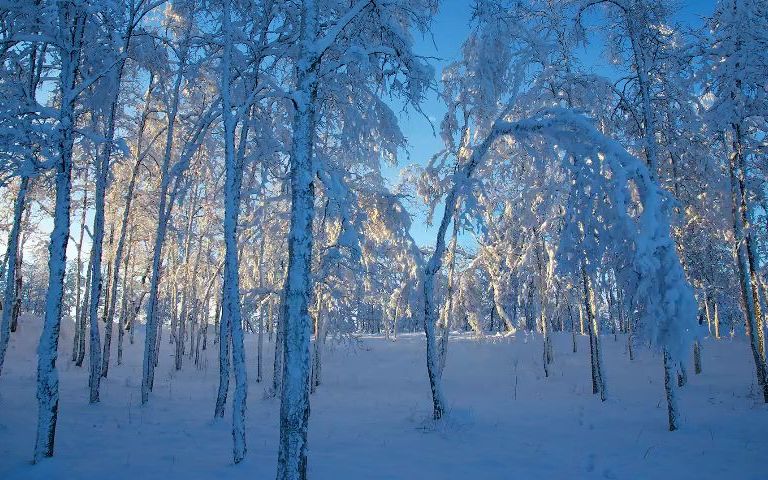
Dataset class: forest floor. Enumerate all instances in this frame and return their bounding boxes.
[0,314,766,479]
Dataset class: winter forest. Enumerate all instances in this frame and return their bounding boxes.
[0,0,766,478]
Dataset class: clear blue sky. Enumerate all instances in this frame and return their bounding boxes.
[391,0,716,248]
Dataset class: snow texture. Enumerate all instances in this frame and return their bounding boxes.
[1,315,766,479]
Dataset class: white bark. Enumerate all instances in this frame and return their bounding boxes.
[277,37,317,480]
[220,0,247,462]
[35,1,86,460]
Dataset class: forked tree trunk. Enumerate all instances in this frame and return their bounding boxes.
[141,26,191,405]
[103,76,154,374]
[72,176,89,362]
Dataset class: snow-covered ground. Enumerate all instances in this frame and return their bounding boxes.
[0,315,765,479]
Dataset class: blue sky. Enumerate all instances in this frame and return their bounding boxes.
[391,0,717,247]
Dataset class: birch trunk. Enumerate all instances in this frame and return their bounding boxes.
[257,304,264,382]
[35,2,85,460]
[102,74,155,375]
[714,303,720,340]
[91,10,136,384]
[310,295,324,393]
[729,128,768,402]
[663,349,679,431]
[75,257,91,367]
[0,176,29,376]
[141,28,189,404]
[582,264,606,401]
[437,210,459,376]
[272,297,283,395]
[99,226,115,378]
[277,31,318,480]
[72,175,89,362]
[214,271,231,417]
[569,300,577,353]
[220,0,247,461]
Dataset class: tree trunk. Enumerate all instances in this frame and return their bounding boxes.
[257,303,264,382]
[214,294,231,419]
[729,129,768,402]
[141,28,190,404]
[272,297,283,396]
[277,48,317,480]
[75,257,91,367]
[663,349,679,431]
[582,264,605,401]
[0,176,28,376]
[220,3,247,461]
[72,174,89,361]
[437,210,459,376]
[116,229,133,367]
[569,300,577,353]
[311,295,325,393]
[100,226,116,378]
[714,303,720,340]
[34,3,85,460]
[693,341,702,375]
[92,13,136,380]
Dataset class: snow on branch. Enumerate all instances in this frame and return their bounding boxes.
[431,108,698,360]
[507,108,699,360]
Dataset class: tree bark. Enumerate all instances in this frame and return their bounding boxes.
[72,173,89,362]
[582,264,605,401]
[277,39,318,480]
[220,1,247,461]
[729,128,768,402]
[141,26,191,404]
[0,176,29,376]
[663,349,679,431]
[35,2,85,460]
